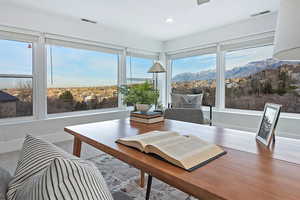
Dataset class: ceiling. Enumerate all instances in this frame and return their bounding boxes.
[2,0,279,41]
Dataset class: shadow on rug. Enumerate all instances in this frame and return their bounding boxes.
[88,153,197,200]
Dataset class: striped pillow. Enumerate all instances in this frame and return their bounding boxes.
[7,135,78,200]
[14,158,113,200]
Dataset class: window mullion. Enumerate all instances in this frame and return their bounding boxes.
[216,44,225,110]
[118,49,126,108]
[33,36,47,120]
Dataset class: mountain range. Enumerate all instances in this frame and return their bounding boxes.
[172,58,300,82]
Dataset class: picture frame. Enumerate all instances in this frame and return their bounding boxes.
[256,103,282,146]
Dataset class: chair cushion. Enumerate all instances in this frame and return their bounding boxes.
[14,158,113,200]
[7,135,78,200]
[171,93,203,108]
[0,167,12,200]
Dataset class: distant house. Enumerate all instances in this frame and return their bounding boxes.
[0,91,19,118]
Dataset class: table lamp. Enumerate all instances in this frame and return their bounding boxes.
[148,62,166,109]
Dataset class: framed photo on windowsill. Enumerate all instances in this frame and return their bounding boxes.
[256,103,282,146]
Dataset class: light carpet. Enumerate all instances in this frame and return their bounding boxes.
[88,153,197,200]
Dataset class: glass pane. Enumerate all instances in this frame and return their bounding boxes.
[47,45,118,114]
[0,39,33,75]
[225,45,300,113]
[171,54,217,106]
[126,56,153,84]
[0,78,33,118]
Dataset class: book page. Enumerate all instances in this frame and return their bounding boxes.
[117,131,179,151]
[146,135,224,169]
[147,135,210,158]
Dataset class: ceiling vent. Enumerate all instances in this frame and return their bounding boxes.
[197,0,210,6]
[250,10,271,17]
[81,18,98,24]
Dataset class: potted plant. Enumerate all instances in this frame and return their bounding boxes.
[119,82,159,113]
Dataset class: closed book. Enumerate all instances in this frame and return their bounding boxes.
[130,111,162,119]
[130,116,164,124]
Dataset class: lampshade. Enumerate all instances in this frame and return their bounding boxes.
[273,0,300,61]
[147,62,166,73]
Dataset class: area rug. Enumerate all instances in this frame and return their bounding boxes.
[88,153,197,200]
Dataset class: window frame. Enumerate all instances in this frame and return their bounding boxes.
[167,45,218,108]
[125,51,159,84]
[0,32,37,122]
[165,33,300,116]
[223,43,275,112]
[44,37,123,117]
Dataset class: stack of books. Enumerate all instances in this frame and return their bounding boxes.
[130,111,164,124]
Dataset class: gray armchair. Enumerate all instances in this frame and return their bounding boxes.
[165,93,213,126]
[164,108,204,124]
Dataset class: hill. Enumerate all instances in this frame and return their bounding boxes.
[172,58,300,82]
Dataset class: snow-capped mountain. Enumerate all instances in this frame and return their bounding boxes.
[172,59,300,82]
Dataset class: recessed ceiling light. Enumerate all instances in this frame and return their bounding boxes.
[165,17,174,24]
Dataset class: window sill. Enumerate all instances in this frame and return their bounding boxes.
[203,107,300,120]
[46,107,128,120]
[0,107,129,126]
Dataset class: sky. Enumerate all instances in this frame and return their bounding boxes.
[172,45,274,77]
[0,38,274,89]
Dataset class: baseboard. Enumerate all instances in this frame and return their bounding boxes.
[0,132,73,154]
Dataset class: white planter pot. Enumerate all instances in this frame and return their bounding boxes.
[136,104,151,113]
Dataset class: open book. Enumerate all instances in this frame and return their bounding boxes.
[116,131,226,171]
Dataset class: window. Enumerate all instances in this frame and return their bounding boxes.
[171,53,217,106]
[126,56,154,84]
[47,45,119,114]
[225,45,300,113]
[0,39,33,119]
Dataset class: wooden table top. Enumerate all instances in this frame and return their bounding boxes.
[65,119,300,200]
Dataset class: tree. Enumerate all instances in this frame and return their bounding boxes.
[263,81,273,94]
[74,101,88,111]
[59,91,73,102]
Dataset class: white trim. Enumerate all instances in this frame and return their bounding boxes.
[0,108,128,126]
[221,36,274,52]
[118,50,126,108]
[0,29,39,43]
[33,35,47,120]
[45,37,123,55]
[0,116,36,126]
[47,107,126,120]
[165,59,172,106]
[126,48,160,60]
[216,44,225,109]
[167,45,217,60]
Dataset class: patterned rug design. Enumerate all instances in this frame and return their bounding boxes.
[88,153,197,200]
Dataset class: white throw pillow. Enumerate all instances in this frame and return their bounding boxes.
[7,135,78,200]
[171,93,203,108]
[14,158,113,200]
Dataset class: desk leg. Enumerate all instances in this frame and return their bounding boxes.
[73,137,82,157]
[139,170,145,188]
[145,175,152,200]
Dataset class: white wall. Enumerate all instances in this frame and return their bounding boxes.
[0,110,129,154]
[164,13,277,52]
[202,110,300,140]
[0,4,162,52]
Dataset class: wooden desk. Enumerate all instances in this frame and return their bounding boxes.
[65,119,300,200]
